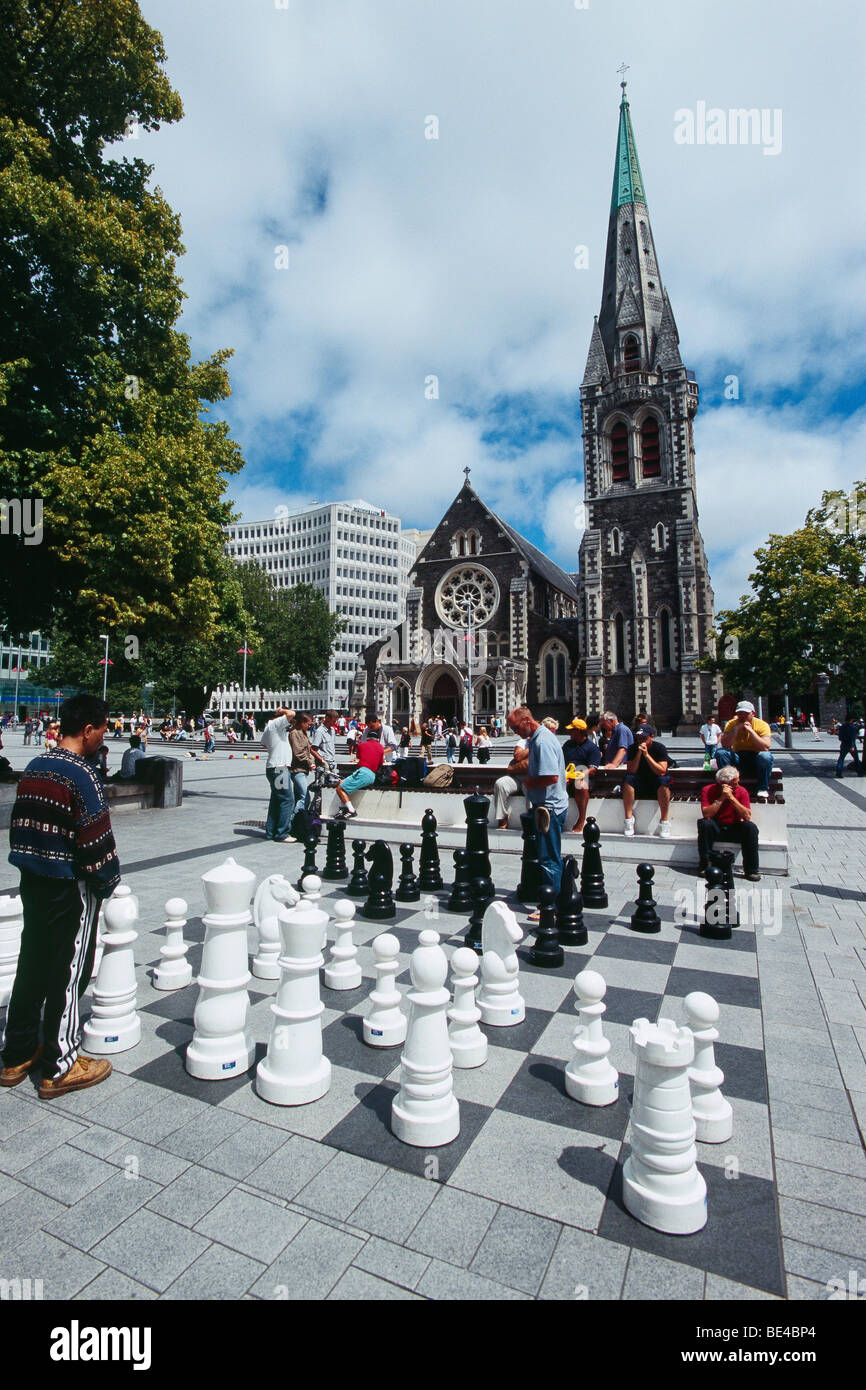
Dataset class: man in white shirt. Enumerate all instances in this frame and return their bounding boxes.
[260,706,296,841]
[376,717,401,764]
[700,716,722,768]
[310,710,339,775]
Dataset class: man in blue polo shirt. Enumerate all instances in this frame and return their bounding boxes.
[599,710,634,769]
[507,704,568,911]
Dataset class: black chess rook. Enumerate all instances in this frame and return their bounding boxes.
[321,819,349,880]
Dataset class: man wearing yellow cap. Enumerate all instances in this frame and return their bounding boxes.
[561,718,601,834]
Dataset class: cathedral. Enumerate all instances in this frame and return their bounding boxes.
[353,85,719,732]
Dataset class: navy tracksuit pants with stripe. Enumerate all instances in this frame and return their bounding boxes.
[2,870,101,1079]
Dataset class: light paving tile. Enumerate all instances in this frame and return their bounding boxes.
[783,1237,865,1291]
[415,1258,531,1301]
[197,1118,288,1179]
[352,1235,430,1291]
[622,1248,706,1300]
[245,1134,335,1202]
[328,1266,424,1299]
[105,1140,191,1187]
[778,1196,866,1261]
[0,1113,86,1174]
[346,1166,437,1243]
[469,1205,561,1295]
[775,1160,866,1216]
[538,1225,629,1300]
[145,1165,236,1227]
[74,1268,158,1300]
[16,1145,117,1205]
[194,1189,305,1264]
[4,1230,105,1299]
[294,1149,385,1222]
[250,1218,363,1300]
[405,1185,498,1266]
[90,1208,212,1293]
[44,1171,163,1251]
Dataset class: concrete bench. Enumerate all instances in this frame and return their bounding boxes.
[0,756,182,829]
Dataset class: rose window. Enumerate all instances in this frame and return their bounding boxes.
[435,566,499,629]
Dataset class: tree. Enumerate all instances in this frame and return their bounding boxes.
[0,0,245,648]
[701,483,866,713]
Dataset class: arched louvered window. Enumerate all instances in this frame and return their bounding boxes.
[623,335,639,364]
[641,417,661,477]
[555,654,566,700]
[614,613,626,671]
[611,422,629,482]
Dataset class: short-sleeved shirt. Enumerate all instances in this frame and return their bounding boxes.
[628,739,669,784]
[561,738,601,771]
[356,740,385,774]
[120,746,146,779]
[526,724,568,815]
[723,716,771,752]
[311,723,337,770]
[700,723,721,745]
[839,721,859,749]
[701,783,751,826]
[261,714,291,769]
[604,722,634,763]
[289,727,314,771]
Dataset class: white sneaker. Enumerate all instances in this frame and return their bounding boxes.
[657,820,672,839]
[623,818,635,837]
[757,790,769,802]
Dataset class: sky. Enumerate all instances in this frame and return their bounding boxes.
[130,0,866,611]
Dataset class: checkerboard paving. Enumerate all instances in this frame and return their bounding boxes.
[122,874,784,1297]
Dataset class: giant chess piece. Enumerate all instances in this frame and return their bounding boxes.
[347,839,369,898]
[395,844,421,902]
[363,933,407,1047]
[580,817,608,909]
[323,899,362,990]
[361,841,397,920]
[256,902,331,1105]
[477,900,525,1026]
[418,808,444,891]
[701,865,732,941]
[391,930,460,1147]
[83,883,141,1055]
[556,855,587,947]
[464,790,495,902]
[528,884,565,968]
[295,829,320,890]
[251,874,298,980]
[446,849,473,914]
[565,969,619,1105]
[709,848,739,928]
[448,947,488,1068]
[464,875,495,955]
[685,992,733,1143]
[0,893,23,1008]
[322,819,349,881]
[516,811,543,904]
[152,896,193,991]
[186,857,256,1080]
[623,1016,707,1234]
[300,873,322,904]
[630,863,661,934]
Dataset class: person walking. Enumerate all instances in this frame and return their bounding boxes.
[445,727,458,765]
[476,727,491,764]
[507,704,568,912]
[458,724,475,764]
[1,695,119,1098]
[835,716,864,778]
[260,706,296,841]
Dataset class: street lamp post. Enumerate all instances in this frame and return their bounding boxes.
[99,633,109,702]
[238,637,252,720]
[783,684,792,749]
[464,597,474,730]
[12,635,23,721]
[54,690,62,719]
[387,679,394,727]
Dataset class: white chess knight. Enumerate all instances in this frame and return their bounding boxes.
[565,970,619,1106]
[0,894,23,1009]
[252,874,298,980]
[324,899,362,991]
[476,900,525,1027]
[448,947,488,1069]
[152,897,193,991]
[82,883,141,1055]
[684,992,734,1143]
[186,857,256,1080]
[256,901,331,1106]
[363,933,407,1047]
[391,930,460,1147]
[623,1016,707,1235]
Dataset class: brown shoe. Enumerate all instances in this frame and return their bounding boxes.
[0,1044,43,1088]
[38,1055,112,1100]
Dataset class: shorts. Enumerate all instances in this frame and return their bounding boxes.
[340,767,376,795]
[625,772,671,799]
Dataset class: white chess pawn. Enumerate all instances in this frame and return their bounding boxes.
[391,930,460,1147]
[623,1017,707,1235]
[256,903,331,1106]
[448,947,488,1069]
[0,894,23,1008]
[152,897,193,991]
[186,857,256,1080]
[565,969,619,1106]
[252,874,297,980]
[324,899,362,990]
[82,884,141,1054]
[476,901,525,1027]
[685,992,734,1143]
[301,874,322,903]
[363,933,407,1047]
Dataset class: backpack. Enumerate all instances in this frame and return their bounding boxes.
[374,765,399,788]
[460,730,473,746]
[423,764,454,788]
[446,732,458,749]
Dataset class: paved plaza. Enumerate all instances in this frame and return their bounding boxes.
[0,733,864,1301]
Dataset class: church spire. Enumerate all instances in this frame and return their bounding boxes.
[610,77,647,213]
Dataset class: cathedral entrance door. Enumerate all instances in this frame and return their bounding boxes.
[428,673,461,723]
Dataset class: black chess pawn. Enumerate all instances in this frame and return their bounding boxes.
[709,848,739,927]
[321,819,349,880]
[701,864,733,940]
[556,855,587,946]
[630,863,661,934]
[528,884,565,968]
[516,810,544,903]
[295,829,320,890]
[418,808,444,891]
[395,843,421,902]
[346,839,369,897]
[464,875,495,954]
[361,841,397,920]
[446,848,474,913]
[580,817,608,909]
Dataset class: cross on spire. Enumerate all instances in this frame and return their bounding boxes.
[617,62,629,92]
[463,466,471,483]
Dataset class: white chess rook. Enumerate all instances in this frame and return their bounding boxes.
[623,1017,707,1235]
[324,899,362,990]
[153,897,193,991]
[252,874,298,980]
[685,991,734,1143]
[476,900,525,1026]
[565,969,619,1106]
[186,857,256,1080]
[256,903,332,1106]
[448,947,488,1069]
[391,930,460,1147]
[82,884,141,1055]
[363,933,407,1047]
[0,894,23,1009]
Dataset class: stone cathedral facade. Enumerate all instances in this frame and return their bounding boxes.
[576,86,719,731]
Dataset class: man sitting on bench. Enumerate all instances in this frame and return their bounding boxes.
[698,765,760,881]
[715,700,773,802]
[622,723,672,838]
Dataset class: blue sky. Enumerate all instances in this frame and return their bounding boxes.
[131,0,866,610]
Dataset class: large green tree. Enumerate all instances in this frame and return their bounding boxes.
[0,0,244,645]
[702,483,866,713]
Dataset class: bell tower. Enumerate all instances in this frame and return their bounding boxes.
[577,80,719,730]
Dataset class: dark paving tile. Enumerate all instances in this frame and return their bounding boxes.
[321,1013,406,1077]
[498,1055,633,1140]
[323,1081,491,1183]
[595,934,677,966]
[676,923,757,953]
[139,990,197,1023]
[666,966,761,1010]
[557,985,661,1027]
[130,1043,268,1105]
[714,1042,768,1105]
[517,946,594,979]
[479,1005,554,1053]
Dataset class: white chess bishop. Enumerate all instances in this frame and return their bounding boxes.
[185,857,256,1080]
[476,901,525,1027]
[565,970,618,1106]
[256,902,331,1106]
[363,933,407,1047]
[82,884,141,1055]
[391,930,460,1147]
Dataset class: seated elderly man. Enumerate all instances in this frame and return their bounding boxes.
[698,764,760,880]
[493,739,529,829]
[622,723,672,838]
[561,718,601,834]
[715,700,773,801]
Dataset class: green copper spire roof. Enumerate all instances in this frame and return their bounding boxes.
[610,87,647,213]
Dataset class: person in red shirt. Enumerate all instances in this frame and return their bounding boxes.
[698,765,760,880]
[333,728,385,820]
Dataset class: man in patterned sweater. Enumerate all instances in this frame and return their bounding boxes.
[1,694,121,1098]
